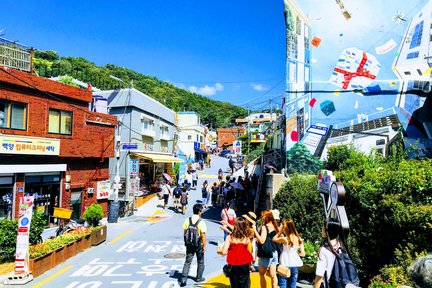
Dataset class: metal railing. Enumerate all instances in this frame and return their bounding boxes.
[0,42,31,72]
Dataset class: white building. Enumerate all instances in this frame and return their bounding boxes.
[393,0,432,140]
[176,112,206,162]
[321,115,402,160]
[284,0,312,152]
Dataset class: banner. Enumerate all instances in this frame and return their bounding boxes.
[14,196,34,275]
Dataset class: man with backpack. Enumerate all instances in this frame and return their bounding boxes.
[172,183,182,212]
[180,204,207,287]
[314,219,360,288]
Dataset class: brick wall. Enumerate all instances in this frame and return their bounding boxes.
[216,127,246,149]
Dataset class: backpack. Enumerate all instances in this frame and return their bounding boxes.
[202,186,208,198]
[184,217,202,247]
[180,191,188,205]
[326,246,360,288]
[173,187,182,198]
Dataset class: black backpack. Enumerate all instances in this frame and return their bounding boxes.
[173,187,182,197]
[202,186,208,197]
[326,246,360,288]
[184,217,202,248]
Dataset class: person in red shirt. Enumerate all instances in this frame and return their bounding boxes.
[218,217,253,288]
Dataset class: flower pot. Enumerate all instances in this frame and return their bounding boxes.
[51,246,66,267]
[64,241,77,260]
[82,234,91,250]
[29,252,53,277]
[299,263,316,274]
[91,225,107,246]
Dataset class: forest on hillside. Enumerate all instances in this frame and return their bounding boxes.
[33,50,247,128]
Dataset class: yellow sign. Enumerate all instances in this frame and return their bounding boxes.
[0,135,60,156]
[37,206,45,213]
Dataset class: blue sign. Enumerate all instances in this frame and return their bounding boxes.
[130,159,139,175]
[121,143,138,150]
[306,125,329,136]
[193,141,200,150]
[21,217,29,226]
[17,187,23,193]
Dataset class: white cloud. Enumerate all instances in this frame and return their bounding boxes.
[251,83,267,91]
[188,82,224,96]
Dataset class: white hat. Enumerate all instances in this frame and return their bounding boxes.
[271,209,280,220]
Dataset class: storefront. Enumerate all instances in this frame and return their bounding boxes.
[0,175,13,220]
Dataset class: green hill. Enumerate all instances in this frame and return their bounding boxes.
[33,50,247,128]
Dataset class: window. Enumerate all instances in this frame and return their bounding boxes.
[0,100,27,130]
[407,51,419,59]
[404,71,411,75]
[409,20,424,49]
[200,136,203,142]
[417,69,423,75]
[49,109,72,135]
[143,120,154,131]
[188,135,192,140]
[296,16,301,35]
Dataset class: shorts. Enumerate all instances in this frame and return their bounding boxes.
[173,197,180,205]
[258,250,278,268]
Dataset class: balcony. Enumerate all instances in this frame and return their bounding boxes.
[160,133,170,141]
[141,128,155,138]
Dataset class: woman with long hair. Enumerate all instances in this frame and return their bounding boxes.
[273,219,305,288]
[218,217,254,288]
[253,210,280,288]
[221,201,236,240]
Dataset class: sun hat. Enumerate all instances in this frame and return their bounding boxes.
[271,209,280,220]
[242,211,257,225]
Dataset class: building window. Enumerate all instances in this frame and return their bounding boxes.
[160,126,169,137]
[296,16,301,35]
[304,24,310,50]
[417,69,423,75]
[409,20,424,49]
[0,100,27,130]
[200,136,203,142]
[407,51,419,59]
[48,109,72,135]
[404,71,411,75]
[188,135,192,140]
[143,119,154,131]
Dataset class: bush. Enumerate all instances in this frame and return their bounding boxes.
[286,143,322,175]
[303,240,320,264]
[83,204,104,227]
[0,219,17,263]
[273,174,323,243]
[30,212,47,245]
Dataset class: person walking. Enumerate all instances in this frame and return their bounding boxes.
[161,181,171,210]
[201,180,209,208]
[221,201,236,240]
[180,204,207,287]
[211,182,219,207]
[253,210,279,288]
[273,219,305,288]
[218,217,254,288]
[172,183,182,212]
[192,170,198,189]
[229,156,235,174]
[185,170,193,191]
[180,185,188,215]
[218,168,223,181]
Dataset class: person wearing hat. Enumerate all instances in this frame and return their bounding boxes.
[243,211,258,268]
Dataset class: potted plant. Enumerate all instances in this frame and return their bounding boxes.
[83,204,107,246]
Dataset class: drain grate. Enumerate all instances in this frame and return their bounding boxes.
[164,253,185,259]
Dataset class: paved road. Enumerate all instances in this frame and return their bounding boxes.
[17,155,242,288]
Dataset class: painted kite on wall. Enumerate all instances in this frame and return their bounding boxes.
[320,100,336,116]
[330,47,381,90]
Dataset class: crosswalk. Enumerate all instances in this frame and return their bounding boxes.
[197,173,218,179]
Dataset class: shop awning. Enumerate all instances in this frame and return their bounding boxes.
[133,153,183,163]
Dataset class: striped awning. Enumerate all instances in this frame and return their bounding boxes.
[133,153,183,163]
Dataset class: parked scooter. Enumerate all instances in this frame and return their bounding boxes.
[56,219,85,236]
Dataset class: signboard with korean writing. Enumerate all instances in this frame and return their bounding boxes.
[306,125,329,136]
[130,159,139,176]
[97,180,111,200]
[121,143,138,150]
[14,196,34,275]
[0,135,60,156]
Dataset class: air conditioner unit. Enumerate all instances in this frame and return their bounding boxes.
[140,113,145,120]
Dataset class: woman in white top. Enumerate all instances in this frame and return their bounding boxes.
[273,219,305,288]
[314,220,343,288]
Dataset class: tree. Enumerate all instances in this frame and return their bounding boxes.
[286,143,322,175]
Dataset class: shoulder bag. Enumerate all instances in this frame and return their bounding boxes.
[257,225,274,258]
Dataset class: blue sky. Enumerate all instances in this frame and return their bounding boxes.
[0,0,429,125]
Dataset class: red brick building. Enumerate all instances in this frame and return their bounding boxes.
[0,66,117,221]
[216,127,246,151]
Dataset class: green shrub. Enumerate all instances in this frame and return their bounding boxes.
[286,143,322,175]
[30,212,47,245]
[83,204,104,227]
[273,174,323,243]
[0,219,17,263]
[303,240,320,264]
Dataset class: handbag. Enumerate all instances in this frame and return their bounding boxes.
[276,264,291,278]
[223,264,232,278]
[257,226,274,258]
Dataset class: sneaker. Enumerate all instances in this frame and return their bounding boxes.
[195,277,205,283]
[179,281,186,287]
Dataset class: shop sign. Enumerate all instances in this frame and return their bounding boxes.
[130,159,139,176]
[233,140,242,155]
[143,143,154,151]
[121,143,138,150]
[317,169,336,193]
[193,141,200,150]
[0,135,60,156]
[14,196,34,275]
[97,180,111,200]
